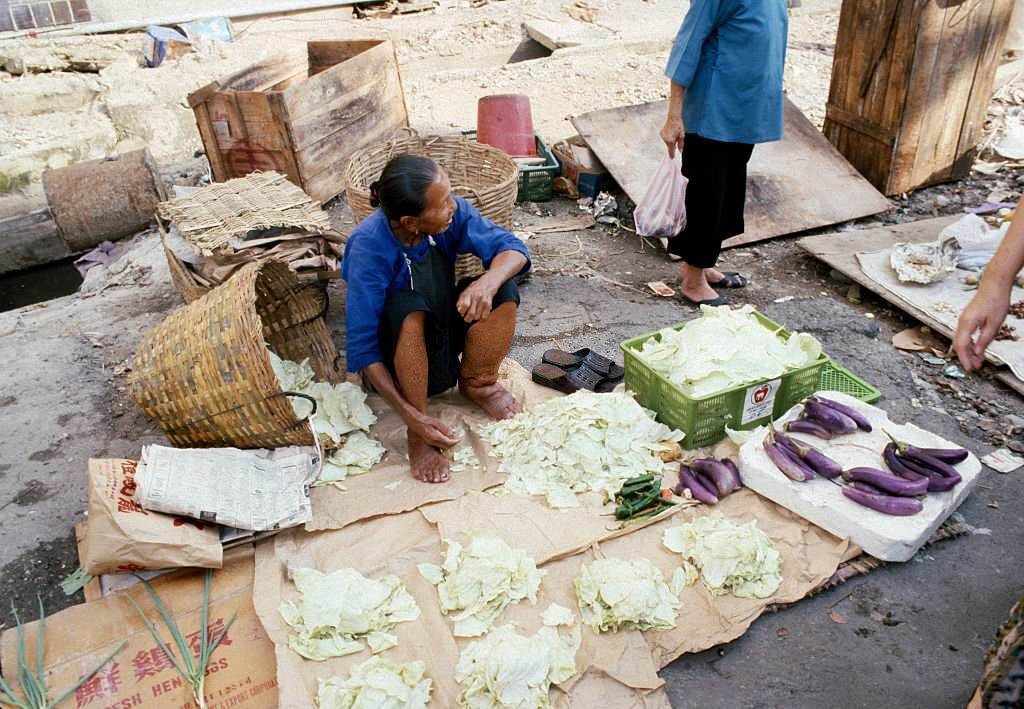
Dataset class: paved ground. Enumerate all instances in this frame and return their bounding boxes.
[0,191,1021,706]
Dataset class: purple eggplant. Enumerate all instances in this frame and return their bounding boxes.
[785,419,833,440]
[841,486,923,516]
[679,465,719,504]
[892,453,962,491]
[883,443,928,481]
[847,481,887,495]
[842,467,929,497]
[774,431,842,479]
[910,446,969,464]
[692,458,740,497]
[722,458,744,489]
[803,400,858,435]
[901,449,962,479]
[764,440,814,482]
[811,396,873,432]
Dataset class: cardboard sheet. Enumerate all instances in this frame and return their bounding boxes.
[307,359,560,531]
[572,99,891,247]
[1,548,277,709]
[857,248,1024,381]
[252,511,664,708]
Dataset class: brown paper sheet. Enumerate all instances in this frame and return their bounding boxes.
[596,489,849,668]
[1,548,276,709]
[252,510,666,708]
[81,458,222,575]
[306,359,561,531]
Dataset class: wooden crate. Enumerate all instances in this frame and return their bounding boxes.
[188,39,409,204]
[823,0,1012,196]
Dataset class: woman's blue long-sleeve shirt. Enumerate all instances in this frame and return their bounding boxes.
[665,0,788,144]
[341,197,531,373]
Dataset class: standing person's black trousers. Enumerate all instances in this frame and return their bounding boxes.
[667,133,754,267]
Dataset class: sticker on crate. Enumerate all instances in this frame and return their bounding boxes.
[741,378,781,425]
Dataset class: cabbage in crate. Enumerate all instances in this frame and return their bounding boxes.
[636,305,822,398]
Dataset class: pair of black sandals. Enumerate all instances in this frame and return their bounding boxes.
[531,348,625,394]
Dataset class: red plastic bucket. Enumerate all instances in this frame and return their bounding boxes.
[476,94,537,157]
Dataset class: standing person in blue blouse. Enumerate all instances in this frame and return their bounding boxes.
[660,0,788,306]
[342,155,530,484]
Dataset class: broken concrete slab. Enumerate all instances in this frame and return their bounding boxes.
[523,17,610,51]
[572,98,892,247]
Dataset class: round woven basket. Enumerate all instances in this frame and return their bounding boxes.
[344,133,519,280]
[129,259,341,449]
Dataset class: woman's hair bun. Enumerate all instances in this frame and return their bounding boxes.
[368,181,381,208]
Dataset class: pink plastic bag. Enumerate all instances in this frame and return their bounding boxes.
[634,154,688,238]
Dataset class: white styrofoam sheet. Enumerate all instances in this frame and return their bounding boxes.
[738,391,981,562]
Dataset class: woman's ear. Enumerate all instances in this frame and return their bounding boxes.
[398,215,420,234]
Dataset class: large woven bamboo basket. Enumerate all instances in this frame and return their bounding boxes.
[129,259,341,449]
[344,133,519,280]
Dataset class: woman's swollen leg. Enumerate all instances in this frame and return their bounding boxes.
[459,301,521,420]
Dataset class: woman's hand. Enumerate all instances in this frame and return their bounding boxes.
[954,284,1012,372]
[660,116,685,159]
[405,409,459,449]
[457,276,498,323]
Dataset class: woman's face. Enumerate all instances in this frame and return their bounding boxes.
[403,169,457,236]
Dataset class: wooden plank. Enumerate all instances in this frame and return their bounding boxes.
[799,216,1024,398]
[282,40,396,122]
[288,59,402,150]
[571,98,891,248]
[298,97,408,203]
[192,101,230,182]
[0,207,71,274]
[307,39,380,76]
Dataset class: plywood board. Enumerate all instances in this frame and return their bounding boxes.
[797,216,1024,396]
[571,99,891,247]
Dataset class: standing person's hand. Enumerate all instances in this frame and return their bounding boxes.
[660,116,685,159]
[954,284,1012,372]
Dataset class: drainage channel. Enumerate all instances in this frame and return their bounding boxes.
[0,258,82,314]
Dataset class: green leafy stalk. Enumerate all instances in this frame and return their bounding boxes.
[0,598,125,709]
[128,570,238,709]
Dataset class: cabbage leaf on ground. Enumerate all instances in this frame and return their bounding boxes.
[663,513,782,599]
[574,557,686,633]
[418,535,543,637]
[634,305,822,398]
[280,567,420,661]
[318,432,386,487]
[318,656,432,709]
[455,624,580,708]
[479,391,682,508]
[269,352,377,446]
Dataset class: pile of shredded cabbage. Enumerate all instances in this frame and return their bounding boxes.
[634,305,823,398]
[663,513,782,599]
[318,432,386,488]
[418,535,544,637]
[574,557,687,633]
[279,567,420,661]
[455,624,580,708]
[318,656,432,709]
[479,391,682,508]
[269,352,377,446]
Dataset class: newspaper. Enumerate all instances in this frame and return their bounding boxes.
[135,445,319,531]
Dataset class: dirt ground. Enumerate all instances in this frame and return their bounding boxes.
[1,0,1024,707]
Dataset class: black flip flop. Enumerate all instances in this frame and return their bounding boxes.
[709,272,748,289]
[542,348,625,380]
[678,292,729,307]
[532,362,618,394]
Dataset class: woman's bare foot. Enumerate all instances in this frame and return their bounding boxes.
[408,431,450,483]
[460,380,521,420]
[679,264,720,302]
[704,267,725,283]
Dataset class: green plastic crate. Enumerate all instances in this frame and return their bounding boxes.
[620,312,828,449]
[516,136,559,202]
[818,359,881,404]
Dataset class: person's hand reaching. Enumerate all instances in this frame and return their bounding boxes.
[954,285,1011,372]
